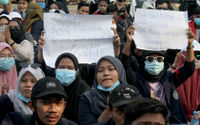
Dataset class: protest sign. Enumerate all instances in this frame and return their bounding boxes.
[133,9,188,50]
[44,14,114,67]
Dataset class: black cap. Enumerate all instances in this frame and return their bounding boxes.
[109,84,141,107]
[31,77,67,101]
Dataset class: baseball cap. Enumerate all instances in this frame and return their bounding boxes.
[109,84,141,107]
[9,12,22,20]
[0,14,11,21]
[31,77,67,100]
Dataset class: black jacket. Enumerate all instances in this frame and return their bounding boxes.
[63,75,90,124]
[0,94,14,124]
[78,89,109,125]
[92,118,115,125]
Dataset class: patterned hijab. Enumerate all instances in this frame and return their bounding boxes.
[23,3,43,32]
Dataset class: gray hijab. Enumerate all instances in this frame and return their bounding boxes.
[93,56,127,88]
[7,65,45,114]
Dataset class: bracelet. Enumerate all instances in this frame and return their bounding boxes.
[9,41,15,47]
[187,45,194,50]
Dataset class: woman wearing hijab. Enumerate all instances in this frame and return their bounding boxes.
[121,26,195,124]
[0,63,45,124]
[4,19,34,65]
[0,42,17,95]
[78,56,127,125]
[23,3,43,42]
[46,1,69,14]
[45,0,69,14]
[55,53,90,124]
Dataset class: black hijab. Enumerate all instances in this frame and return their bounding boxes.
[9,19,25,44]
[55,52,89,124]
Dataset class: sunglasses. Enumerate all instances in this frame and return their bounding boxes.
[145,56,164,63]
[19,62,41,69]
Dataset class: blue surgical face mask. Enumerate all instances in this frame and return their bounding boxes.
[17,93,30,103]
[144,60,164,75]
[0,58,15,72]
[195,18,200,26]
[37,2,46,9]
[0,0,9,5]
[97,80,120,92]
[56,69,77,86]
[0,25,6,33]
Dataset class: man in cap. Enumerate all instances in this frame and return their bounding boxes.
[22,77,77,125]
[94,84,141,125]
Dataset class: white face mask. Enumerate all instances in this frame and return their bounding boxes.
[49,9,65,14]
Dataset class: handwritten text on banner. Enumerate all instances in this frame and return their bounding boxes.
[44,14,114,67]
[133,9,188,50]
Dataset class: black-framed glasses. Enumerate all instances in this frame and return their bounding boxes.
[145,56,164,63]
[19,62,41,69]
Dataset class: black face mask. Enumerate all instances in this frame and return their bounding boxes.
[118,8,125,19]
[10,27,23,43]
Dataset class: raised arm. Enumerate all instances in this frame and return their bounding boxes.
[173,28,195,87]
[122,25,135,56]
[37,31,45,63]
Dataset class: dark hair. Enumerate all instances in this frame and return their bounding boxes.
[16,0,30,3]
[107,3,118,13]
[193,7,200,15]
[55,53,79,70]
[124,98,168,125]
[78,2,90,10]
[156,0,173,10]
[98,0,109,5]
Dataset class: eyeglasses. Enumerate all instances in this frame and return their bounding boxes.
[145,56,164,62]
[19,62,41,69]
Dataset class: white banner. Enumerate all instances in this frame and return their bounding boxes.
[44,13,114,67]
[133,9,188,50]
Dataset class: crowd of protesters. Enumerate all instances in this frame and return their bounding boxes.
[0,0,200,124]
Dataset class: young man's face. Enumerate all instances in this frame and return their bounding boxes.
[78,6,89,15]
[156,3,168,10]
[116,1,125,10]
[110,106,124,125]
[131,113,165,125]
[98,1,108,14]
[34,97,66,125]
